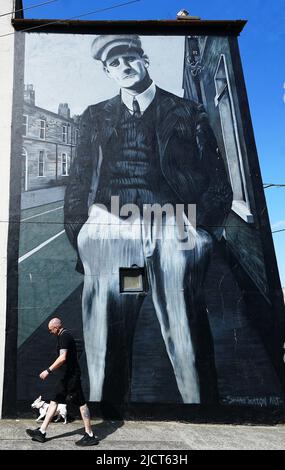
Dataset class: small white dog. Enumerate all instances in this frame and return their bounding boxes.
[31,396,67,424]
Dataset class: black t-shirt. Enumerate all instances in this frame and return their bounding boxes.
[57,329,81,377]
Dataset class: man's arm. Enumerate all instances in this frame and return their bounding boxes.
[39,351,67,380]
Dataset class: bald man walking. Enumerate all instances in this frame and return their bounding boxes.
[26,318,99,446]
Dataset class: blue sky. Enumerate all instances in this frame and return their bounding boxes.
[22,0,285,286]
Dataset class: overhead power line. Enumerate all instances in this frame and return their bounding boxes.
[0,0,141,37]
[263,183,285,189]
[0,0,58,18]
[272,229,285,234]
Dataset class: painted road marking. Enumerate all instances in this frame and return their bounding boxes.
[21,205,64,222]
[18,230,65,263]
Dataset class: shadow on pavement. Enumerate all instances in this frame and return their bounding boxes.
[45,420,124,442]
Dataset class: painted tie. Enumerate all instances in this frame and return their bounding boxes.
[132,98,141,118]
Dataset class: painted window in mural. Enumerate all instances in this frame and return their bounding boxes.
[61,153,68,176]
[15,32,285,413]
[214,54,252,223]
[62,125,67,143]
[38,150,45,177]
[39,119,46,140]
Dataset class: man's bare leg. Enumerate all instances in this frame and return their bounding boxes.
[40,401,58,433]
[79,403,92,435]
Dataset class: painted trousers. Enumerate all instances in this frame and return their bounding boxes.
[77,204,217,405]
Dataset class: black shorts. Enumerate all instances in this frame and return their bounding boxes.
[51,374,86,407]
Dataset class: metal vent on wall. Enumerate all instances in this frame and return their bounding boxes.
[119,267,148,293]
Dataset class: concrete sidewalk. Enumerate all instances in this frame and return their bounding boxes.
[0,419,285,450]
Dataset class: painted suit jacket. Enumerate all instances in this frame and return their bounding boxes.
[64,87,233,270]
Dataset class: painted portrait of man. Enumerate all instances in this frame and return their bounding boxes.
[64,34,233,406]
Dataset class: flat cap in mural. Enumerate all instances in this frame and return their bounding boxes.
[91,35,142,62]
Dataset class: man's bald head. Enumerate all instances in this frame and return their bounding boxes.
[48,317,63,335]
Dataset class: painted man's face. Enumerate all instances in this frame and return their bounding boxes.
[104,51,148,90]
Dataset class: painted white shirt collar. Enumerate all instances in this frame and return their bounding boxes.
[121,81,156,115]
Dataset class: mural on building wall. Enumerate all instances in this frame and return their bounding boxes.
[15,32,285,413]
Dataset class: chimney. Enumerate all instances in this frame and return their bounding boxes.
[176,9,201,20]
[58,103,71,119]
[24,84,35,106]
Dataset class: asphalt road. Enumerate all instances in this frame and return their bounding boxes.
[18,200,83,346]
